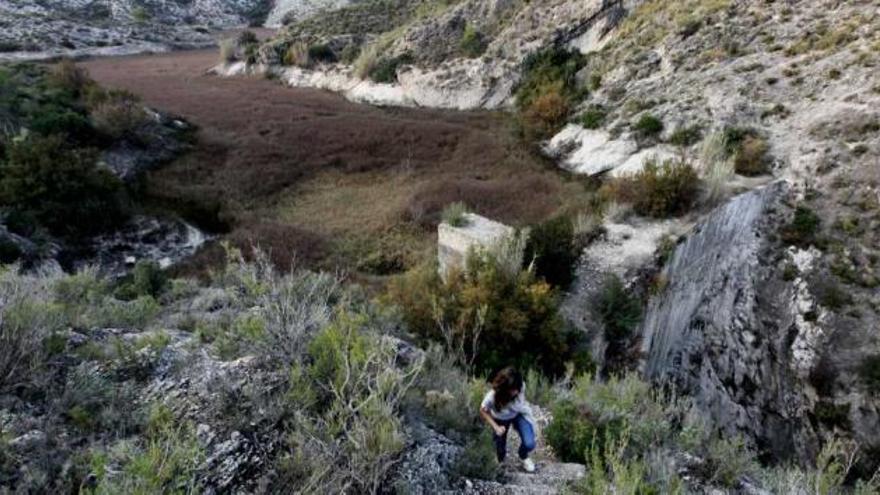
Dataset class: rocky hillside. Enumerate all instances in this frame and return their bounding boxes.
[0,0,272,60]
[214,0,880,482]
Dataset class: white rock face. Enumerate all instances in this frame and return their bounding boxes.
[545,124,638,176]
[265,0,352,27]
[437,213,514,278]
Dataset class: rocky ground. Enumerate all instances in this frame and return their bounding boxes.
[0,0,273,61]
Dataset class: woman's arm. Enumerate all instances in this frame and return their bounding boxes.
[480,406,506,436]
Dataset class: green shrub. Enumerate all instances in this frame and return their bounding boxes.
[780,206,820,247]
[219,39,237,63]
[704,436,758,487]
[592,275,642,343]
[668,125,702,146]
[88,296,161,329]
[453,430,501,480]
[388,253,584,377]
[93,405,203,494]
[524,215,579,289]
[546,374,680,467]
[633,114,664,138]
[29,106,94,142]
[115,260,168,300]
[0,135,128,239]
[516,48,586,139]
[441,201,469,227]
[279,313,421,492]
[460,24,486,58]
[859,354,880,392]
[733,135,769,176]
[368,53,413,83]
[603,159,700,218]
[48,59,92,97]
[308,44,337,64]
[579,105,607,129]
[90,93,146,139]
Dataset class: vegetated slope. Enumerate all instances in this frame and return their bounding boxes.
[234,0,880,479]
[0,0,272,60]
[81,49,587,276]
[0,62,199,273]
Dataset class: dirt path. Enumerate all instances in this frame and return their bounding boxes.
[80,50,586,274]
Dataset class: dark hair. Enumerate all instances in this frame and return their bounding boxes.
[490,366,523,411]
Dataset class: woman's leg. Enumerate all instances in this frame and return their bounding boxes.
[493,420,511,462]
[513,414,536,460]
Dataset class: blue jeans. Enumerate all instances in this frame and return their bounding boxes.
[492,414,536,462]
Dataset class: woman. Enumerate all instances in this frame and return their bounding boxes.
[479,366,537,472]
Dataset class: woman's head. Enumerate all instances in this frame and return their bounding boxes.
[490,366,523,410]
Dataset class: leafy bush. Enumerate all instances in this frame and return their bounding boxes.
[48,59,92,97]
[308,44,337,64]
[579,105,607,129]
[602,159,700,218]
[454,430,501,480]
[115,260,168,300]
[0,268,65,392]
[516,48,586,139]
[282,41,309,67]
[780,206,820,247]
[733,135,769,176]
[668,125,702,146]
[524,215,579,289]
[388,252,585,377]
[633,114,664,138]
[92,405,203,493]
[546,374,680,466]
[859,354,880,393]
[90,92,146,139]
[0,135,128,238]
[29,106,93,142]
[460,24,486,58]
[441,201,469,227]
[521,82,571,139]
[592,275,642,343]
[368,53,413,83]
[279,313,422,493]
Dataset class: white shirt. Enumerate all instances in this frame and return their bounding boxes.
[481,383,535,425]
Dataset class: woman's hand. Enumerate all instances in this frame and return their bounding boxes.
[494,424,507,436]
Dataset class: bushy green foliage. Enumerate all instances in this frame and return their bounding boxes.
[516,48,586,139]
[91,405,203,494]
[733,135,769,176]
[579,105,607,129]
[115,260,168,300]
[592,275,642,342]
[388,253,585,377]
[546,374,680,466]
[668,125,702,146]
[603,159,700,218]
[524,215,579,289]
[368,53,414,83]
[454,430,500,480]
[0,134,127,239]
[633,114,664,138]
[308,44,337,64]
[460,24,486,58]
[781,205,821,247]
[279,312,422,493]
